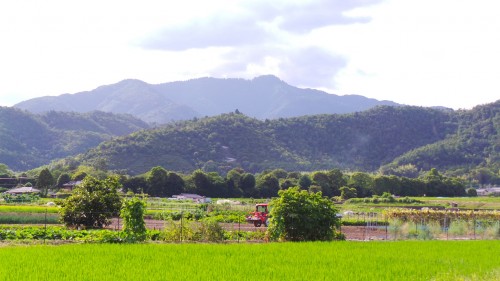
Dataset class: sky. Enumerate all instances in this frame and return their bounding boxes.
[0,0,499,109]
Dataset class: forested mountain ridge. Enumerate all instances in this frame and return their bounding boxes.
[383,100,500,175]
[14,75,399,123]
[39,111,150,136]
[77,104,473,175]
[0,107,150,171]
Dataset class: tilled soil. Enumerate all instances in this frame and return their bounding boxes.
[107,218,389,240]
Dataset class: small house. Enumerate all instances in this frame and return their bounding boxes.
[476,187,500,196]
[61,181,82,192]
[170,193,211,203]
[5,186,41,195]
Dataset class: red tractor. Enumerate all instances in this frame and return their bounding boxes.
[246,203,269,227]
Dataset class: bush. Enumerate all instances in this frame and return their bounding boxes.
[59,177,122,228]
[466,188,478,197]
[267,187,342,241]
[198,219,225,242]
[121,196,147,242]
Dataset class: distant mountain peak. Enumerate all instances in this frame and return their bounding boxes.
[252,75,283,83]
[14,75,401,123]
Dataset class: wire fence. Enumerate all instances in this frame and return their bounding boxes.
[0,208,499,242]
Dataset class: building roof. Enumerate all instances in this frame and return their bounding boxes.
[175,193,205,199]
[5,186,41,194]
[477,187,500,196]
[62,181,82,187]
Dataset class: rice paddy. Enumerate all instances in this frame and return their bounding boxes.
[0,205,58,213]
[0,241,499,280]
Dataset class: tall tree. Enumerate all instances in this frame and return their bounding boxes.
[60,176,122,228]
[191,169,211,195]
[165,172,185,197]
[373,175,401,195]
[348,172,374,197]
[256,173,280,198]
[56,173,71,188]
[311,171,333,196]
[298,174,312,190]
[0,163,13,177]
[36,168,54,196]
[240,173,256,197]
[146,166,168,197]
[327,169,346,196]
[267,187,341,241]
[226,168,244,197]
[123,176,148,194]
[121,196,147,241]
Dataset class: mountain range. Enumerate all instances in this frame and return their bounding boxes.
[2,75,498,180]
[0,107,149,171]
[75,101,499,176]
[14,75,399,123]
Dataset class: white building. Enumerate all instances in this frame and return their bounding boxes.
[170,193,211,203]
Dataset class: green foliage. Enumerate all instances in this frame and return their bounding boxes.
[197,218,226,242]
[385,101,500,181]
[0,205,58,213]
[348,172,374,197]
[0,213,59,224]
[0,163,13,176]
[146,166,168,197]
[466,188,478,197]
[298,174,312,190]
[121,196,147,241]
[256,173,280,197]
[0,107,149,171]
[159,219,226,242]
[75,105,462,174]
[267,187,341,241]
[56,173,71,188]
[1,193,40,203]
[340,186,357,199]
[36,168,54,196]
[346,196,422,204]
[59,176,122,228]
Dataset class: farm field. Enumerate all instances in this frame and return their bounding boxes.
[0,241,499,280]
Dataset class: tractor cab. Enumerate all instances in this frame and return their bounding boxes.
[255,204,268,214]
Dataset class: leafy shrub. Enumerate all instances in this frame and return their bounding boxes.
[197,219,225,242]
[2,193,40,203]
[121,196,147,242]
[268,187,341,241]
[59,177,122,228]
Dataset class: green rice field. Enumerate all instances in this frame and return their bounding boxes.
[0,212,59,224]
[0,241,499,280]
[0,205,58,213]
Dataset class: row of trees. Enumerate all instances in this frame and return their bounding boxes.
[120,166,467,198]
[0,162,469,199]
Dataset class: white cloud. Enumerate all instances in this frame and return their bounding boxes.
[0,0,498,109]
[328,0,500,108]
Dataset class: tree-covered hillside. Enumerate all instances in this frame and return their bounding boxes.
[0,107,149,171]
[77,105,469,175]
[383,100,499,178]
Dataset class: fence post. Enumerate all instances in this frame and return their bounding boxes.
[445,217,449,240]
[473,218,476,240]
[44,208,47,244]
[385,218,388,240]
[180,211,183,243]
